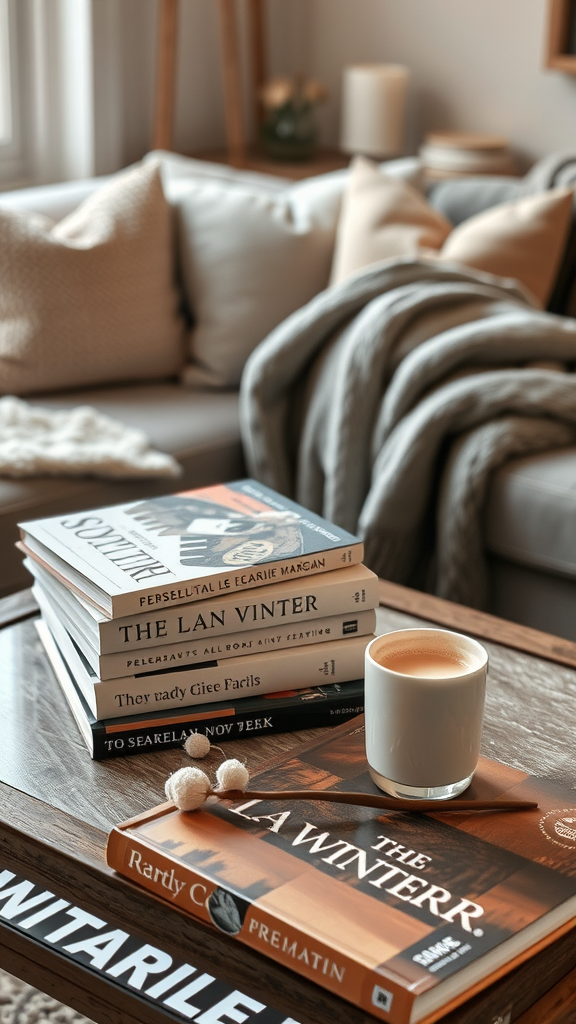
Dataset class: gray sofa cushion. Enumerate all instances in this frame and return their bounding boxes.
[484,446,576,582]
[428,176,523,226]
[487,555,576,641]
[430,167,576,625]
[1,382,244,598]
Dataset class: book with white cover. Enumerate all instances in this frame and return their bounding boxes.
[33,579,376,680]
[25,557,378,654]
[19,480,363,617]
[38,596,371,720]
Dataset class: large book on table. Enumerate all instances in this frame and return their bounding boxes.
[37,594,370,720]
[4,861,576,1024]
[24,555,378,656]
[106,718,576,1024]
[37,619,365,760]
[18,480,363,617]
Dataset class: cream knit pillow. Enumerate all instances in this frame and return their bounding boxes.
[0,162,185,396]
[330,155,452,285]
[331,156,573,307]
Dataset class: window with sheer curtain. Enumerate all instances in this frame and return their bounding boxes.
[0,0,12,145]
[0,0,125,190]
[0,0,27,186]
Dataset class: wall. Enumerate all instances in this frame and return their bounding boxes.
[117,0,311,166]
[116,0,576,171]
[298,0,576,166]
[118,0,226,167]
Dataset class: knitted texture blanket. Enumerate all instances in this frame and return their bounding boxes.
[0,396,181,479]
[240,259,576,608]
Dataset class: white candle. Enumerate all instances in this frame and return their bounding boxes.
[340,64,410,158]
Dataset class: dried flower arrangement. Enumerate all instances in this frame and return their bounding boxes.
[259,75,327,161]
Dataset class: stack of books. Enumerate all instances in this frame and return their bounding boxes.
[419,131,516,181]
[20,480,378,759]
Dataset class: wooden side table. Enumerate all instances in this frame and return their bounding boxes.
[152,0,348,181]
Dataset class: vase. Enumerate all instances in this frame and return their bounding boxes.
[261,103,318,162]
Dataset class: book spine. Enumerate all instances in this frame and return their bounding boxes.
[90,635,368,720]
[35,578,375,679]
[29,557,378,654]
[103,562,376,652]
[106,827,413,1024]
[45,603,370,719]
[90,688,365,759]
[36,614,365,760]
[110,543,364,617]
[95,610,376,680]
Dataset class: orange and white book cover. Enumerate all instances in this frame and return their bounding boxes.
[107,718,576,1024]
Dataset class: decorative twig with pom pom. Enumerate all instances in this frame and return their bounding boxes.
[183,733,226,760]
[165,760,537,814]
[183,733,212,759]
[165,760,250,812]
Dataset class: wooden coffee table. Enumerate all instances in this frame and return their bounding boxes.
[1,583,576,1024]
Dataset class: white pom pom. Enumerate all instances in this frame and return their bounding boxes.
[216,758,250,792]
[165,767,211,811]
[184,732,212,758]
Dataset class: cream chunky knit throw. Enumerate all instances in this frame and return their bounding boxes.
[0,396,181,479]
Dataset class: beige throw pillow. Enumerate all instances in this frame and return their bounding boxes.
[441,188,574,306]
[331,156,573,307]
[330,155,452,285]
[0,162,185,396]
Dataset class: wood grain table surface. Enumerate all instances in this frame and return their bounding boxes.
[1,585,576,1024]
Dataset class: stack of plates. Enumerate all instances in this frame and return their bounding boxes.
[420,131,516,180]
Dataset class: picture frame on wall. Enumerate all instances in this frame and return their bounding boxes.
[546,0,576,72]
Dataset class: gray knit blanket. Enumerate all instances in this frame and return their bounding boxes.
[240,259,576,608]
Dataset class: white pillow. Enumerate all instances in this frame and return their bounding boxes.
[143,150,289,194]
[176,157,424,388]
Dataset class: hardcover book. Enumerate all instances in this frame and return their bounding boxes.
[37,596,370,720]
[37,619,365,760]
[4,864,576,1024]
[19,480,363,617]
[107,719,576,1024]
[30,560,376,679]
[25,556,378,655]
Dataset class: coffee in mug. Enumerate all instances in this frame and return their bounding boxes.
[365,628,488,800]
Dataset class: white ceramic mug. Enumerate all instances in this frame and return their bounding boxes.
[364,628,488,800]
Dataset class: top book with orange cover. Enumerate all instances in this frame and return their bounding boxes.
[18,480,363,618]
[106,718,576,1024]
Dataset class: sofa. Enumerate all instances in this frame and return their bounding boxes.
[0,150,421,601]
[1,151,576,643]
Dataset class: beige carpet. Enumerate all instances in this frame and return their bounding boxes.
[0,970,93,1024]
